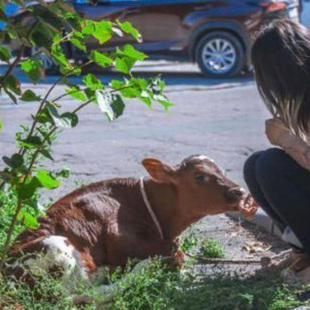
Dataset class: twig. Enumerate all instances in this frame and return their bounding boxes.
[187,255,263,265]
[185,249,294,267]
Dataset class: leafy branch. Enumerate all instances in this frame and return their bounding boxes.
[0,0,173,274]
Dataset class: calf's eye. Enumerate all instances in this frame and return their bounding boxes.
[195,174,206,185]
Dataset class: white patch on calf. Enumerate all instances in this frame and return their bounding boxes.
[195,155,215,163]
[194,155,229,176]
[194,155,215,163]
[24,236,88,290]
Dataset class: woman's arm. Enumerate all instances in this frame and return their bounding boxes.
[265,118,310,171]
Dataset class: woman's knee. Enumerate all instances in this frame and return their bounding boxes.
[255,148,290,180]
[243,151,265,183]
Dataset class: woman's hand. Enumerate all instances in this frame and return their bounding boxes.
[265,118,290,145]
[238,194,259,219]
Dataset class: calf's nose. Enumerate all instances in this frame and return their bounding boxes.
[229,187,246,198]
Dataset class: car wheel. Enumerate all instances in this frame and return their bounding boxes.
[31,47,59,75]
[196,31,244,78]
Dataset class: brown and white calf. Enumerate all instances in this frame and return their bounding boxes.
[5,155,256,289]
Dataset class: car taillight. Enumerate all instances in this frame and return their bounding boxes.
[259,1,287,12]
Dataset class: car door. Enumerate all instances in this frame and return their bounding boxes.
[133,0,208,53]
[133,0,187,52]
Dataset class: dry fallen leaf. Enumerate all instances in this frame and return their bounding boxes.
[243,241,267,254]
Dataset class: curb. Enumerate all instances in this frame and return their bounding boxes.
[227,208,282,237]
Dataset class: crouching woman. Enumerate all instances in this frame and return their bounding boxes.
[244,19,310,280]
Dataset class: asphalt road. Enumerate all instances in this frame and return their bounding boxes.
[0,61,269,198]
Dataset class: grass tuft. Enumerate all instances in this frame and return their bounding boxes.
[200,238,226,259]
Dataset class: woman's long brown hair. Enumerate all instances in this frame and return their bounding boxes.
[252,19,310,137]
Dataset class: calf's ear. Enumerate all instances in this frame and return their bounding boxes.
[142,158,177,184]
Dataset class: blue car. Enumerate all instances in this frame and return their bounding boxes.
[5,0,301,77]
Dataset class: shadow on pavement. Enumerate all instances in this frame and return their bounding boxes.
[0,63,254,88]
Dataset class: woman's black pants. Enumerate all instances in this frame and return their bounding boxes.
[244,148,310,258]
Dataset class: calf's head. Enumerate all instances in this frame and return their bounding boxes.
[142,155,245,216]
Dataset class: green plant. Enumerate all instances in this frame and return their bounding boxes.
[180,230,199,254]
[200,238,226,259]
[176,271,307,310]
[110,258,182,310]
[0,0,172,274]
[94,257,308,310]
[0,274,96,309]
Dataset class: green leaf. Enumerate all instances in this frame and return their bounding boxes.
[51,45,67,67]
[47,104,78,128]
[47,104,63,127]
[115,57,136,74]
[36,170,60,189]
[63,11,82,31]
[117,45,146,61]
[110,94,125,119]
[3,154,24,169]
[36,109,53,124]
[39,11,64,33]
[0,45,11,62]
[82,20,112,44]
[95,21,112,44]
[90,51,113,68]
[82,73,103,91]
[21,58,43,83]
[117,21,142,42]
[3,75,21,95]
[55,168,70,179]
[0,119,2,134]
[96,90,125,121]
[31,26,53,48]
[84,88,96,101]
[4,89,17,104]
[0,171,13,182]
[19,136,42,149]
[120,87,140,98]
[61,112,79,128]
[51,45,76,74]
[110,80,126,90]
[39,149,54,161]
[17,177,41,200]
[18,211,39,229]
[69,31,86,52]
[65,86,88,102]
[113,46,146,74]
[20,90,41,102]
[81,19,96,36]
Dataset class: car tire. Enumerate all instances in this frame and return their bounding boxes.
[196,31,244,78]
[30,47,59,75]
